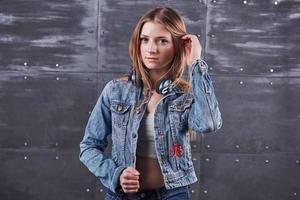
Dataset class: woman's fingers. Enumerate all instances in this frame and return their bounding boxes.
[122,182,139,189]
[122,174,139,180]
[122,179,139,185]
[181,34,202,65]
[126,167,140,176]
[119,167,140,193]
[121,179,139,193]
[123,188,139,193]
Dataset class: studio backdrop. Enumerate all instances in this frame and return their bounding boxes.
[0,0,299,200]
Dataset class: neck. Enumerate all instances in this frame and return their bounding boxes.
[149,69,168,83]
[142,66,172,90]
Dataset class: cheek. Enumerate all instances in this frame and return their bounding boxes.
[164,47,175,60]
[140,44,147,55]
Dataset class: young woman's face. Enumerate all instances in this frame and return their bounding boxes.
[140,21,175,72]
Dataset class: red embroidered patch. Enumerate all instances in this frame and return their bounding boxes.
[170,144,184,157]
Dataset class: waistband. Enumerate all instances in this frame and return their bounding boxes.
[127,185,189,199]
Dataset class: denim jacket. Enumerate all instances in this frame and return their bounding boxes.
[79,59,222,193]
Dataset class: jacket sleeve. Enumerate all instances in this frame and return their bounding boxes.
[188,59,222,133]
[79,80,126,193]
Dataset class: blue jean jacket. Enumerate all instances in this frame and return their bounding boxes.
[79,59,222,193]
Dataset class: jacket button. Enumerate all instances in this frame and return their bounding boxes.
[140,193,146,198]
[117,105,123,112]
[132,133,137,138]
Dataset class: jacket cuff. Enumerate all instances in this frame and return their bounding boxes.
[191,58,208,76]
[110,166,127,194]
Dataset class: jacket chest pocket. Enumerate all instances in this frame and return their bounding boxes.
[168,98,193,131]
[111,101,131,129]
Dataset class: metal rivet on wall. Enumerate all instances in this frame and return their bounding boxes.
[270,68,274,73]
[86,188,90,192]
[100,189,104,192]
[56,77,60,81]
[239,81,244,85]
[235,159,240,163]
[205,144,211,149]
[24,142,28,146]
[24,76,28,80]
[210,34,215,38]
[24,156,28,160]
[211,0,217,4]
[205,158,210,162]
[56,64,59,68]
[294,192,297,196]
[240,67,244,72]
[55,142,59,147]
[265,145,269,150]
[203,190,208,194]
[269,81,273,85]
[274,1,278,5]
[24,62,27,66]
[296,160,299,164]
[193,157,197,161]
[209,67,213,71]
[265,159,269,164]
[235,144,240,149]
[243,0,248,4]
[191,190,195,193]
[55,156,59,160]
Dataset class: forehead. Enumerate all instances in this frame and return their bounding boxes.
[140,21,171,38]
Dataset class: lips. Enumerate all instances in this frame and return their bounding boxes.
[147,57,159,61]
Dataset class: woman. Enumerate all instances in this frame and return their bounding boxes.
[79,6,222,200]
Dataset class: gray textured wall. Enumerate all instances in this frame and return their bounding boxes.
[0,0,299,200]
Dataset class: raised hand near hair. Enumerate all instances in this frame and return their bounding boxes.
[119,167,140,193]
[181,34,202,66]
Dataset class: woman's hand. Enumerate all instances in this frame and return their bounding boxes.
[119,167,140,193]
[181,34,202,66]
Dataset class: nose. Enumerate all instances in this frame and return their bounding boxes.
[148,42,158,53]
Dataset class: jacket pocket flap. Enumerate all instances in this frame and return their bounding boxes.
[169,98,193,112]
[111,101,131,114]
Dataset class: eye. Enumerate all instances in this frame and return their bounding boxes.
[140,37,148,42]
[159,39,168,44]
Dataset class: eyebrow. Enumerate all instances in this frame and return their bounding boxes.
[140,34,169,39]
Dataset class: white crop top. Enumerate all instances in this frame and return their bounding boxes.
[136,111,157,159]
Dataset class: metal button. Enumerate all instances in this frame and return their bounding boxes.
[136,108,140,114]
[140,193,146,198]
[117,105,123,112]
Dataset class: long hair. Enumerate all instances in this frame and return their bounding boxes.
[128,6,191,92]
[128,6,196,140]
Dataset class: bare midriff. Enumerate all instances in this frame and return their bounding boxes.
[135,90,165,189]
[136,155,165,190]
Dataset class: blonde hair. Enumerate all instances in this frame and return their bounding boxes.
[128,6,191,92]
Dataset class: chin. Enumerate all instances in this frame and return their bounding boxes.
[144,62,160,69]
